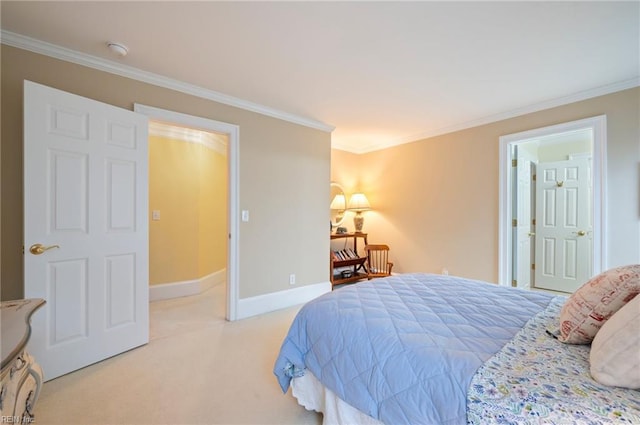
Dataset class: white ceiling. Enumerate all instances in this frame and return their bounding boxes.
[2,1,638,153]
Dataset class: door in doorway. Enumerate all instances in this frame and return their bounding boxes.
[534,158,592,293]
[24,81,149,380]
[499,116,606,292]
[514,147,536,290]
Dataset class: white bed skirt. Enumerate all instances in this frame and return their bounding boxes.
[291,372,384,425]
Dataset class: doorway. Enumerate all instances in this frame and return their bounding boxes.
[135,104,240,321]
[148,121,227,315]
[498,116,607,292]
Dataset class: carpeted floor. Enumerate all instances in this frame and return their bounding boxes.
[33,283,322,425]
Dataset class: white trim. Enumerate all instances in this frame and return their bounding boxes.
[5,30,633,156]
[200,268,226,292]
[149,280,199,302]
[149,121,227,156]
[135,103,240,321]
[149,269,225,302]
[2,30,334,133]
[227,126,240,322]
[236,281,332,320]
[568,152,592,160]
[337,78,638,154]
[498,115,607,287]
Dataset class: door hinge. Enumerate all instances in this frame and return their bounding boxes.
[532,218,536,226]
[532,174,537,181]
[512,159,517,167]
[512,219,517,227]
[531,263,536,270]
[512,279,517,287]
[22,245,25,254]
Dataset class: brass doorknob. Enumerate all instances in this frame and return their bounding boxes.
[29,244,60,255]
[577,230,586,236]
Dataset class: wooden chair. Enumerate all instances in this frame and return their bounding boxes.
[364,244,393,279]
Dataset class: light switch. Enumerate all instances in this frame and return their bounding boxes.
[152,210,161,221]
[241,210,249,222]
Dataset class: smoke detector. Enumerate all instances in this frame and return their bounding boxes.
[107,42,128,57]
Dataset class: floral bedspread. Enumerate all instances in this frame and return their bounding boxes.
[467,296,640,424]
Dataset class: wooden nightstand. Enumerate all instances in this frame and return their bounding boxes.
[330,232,368,286]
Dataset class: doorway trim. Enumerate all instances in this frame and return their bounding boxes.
[498,115,607,287]
[134,104,239,321]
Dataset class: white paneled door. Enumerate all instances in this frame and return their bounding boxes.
[514,147,536,290]
[24,81,149,381]
[534,158,592,293]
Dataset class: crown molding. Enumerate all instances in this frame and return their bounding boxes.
[335,76,640,154]
[4,30,635,154]
[1,30,335,133]
[149,121,227,156]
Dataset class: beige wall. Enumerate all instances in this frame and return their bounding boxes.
[332,87,640,282]
[148,135,227,285]
[536,139,591,163]
[198,142,227,278]
[1,45,331,301]
[149,135,199,284]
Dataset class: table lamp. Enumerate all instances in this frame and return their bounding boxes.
[347,193,371,233]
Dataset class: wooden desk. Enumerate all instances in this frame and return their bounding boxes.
[330,232,368,286]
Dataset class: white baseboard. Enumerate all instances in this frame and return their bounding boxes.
[200,269,226,292]
[236,281,331,320]
[149,269,226,302]
[149,273,330,319]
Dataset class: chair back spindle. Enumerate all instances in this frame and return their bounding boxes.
[364,244,393,279]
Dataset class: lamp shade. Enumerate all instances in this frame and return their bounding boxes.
[330,194,346,210]
[347,193,371,211]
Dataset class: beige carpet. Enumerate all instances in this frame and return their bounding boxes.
[33,283,322,425]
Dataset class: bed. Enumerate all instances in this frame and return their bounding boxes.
[273,273,640,424]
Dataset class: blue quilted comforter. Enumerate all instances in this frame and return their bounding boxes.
[273,273,555,425]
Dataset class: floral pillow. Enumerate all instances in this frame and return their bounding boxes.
[590,294,640,389]
[558,264,640,344]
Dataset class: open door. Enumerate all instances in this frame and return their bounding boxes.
[534,158,592,293]
[24,81,149,380]
[513,146,535,290]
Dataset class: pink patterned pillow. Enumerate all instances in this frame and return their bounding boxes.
[558,264,640,344]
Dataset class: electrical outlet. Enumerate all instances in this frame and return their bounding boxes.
[442,268,449,276]
[152,210,161,221]
[242,210,249,222]
[289,274,296,285]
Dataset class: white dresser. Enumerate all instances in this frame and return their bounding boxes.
[1,299,45,423]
